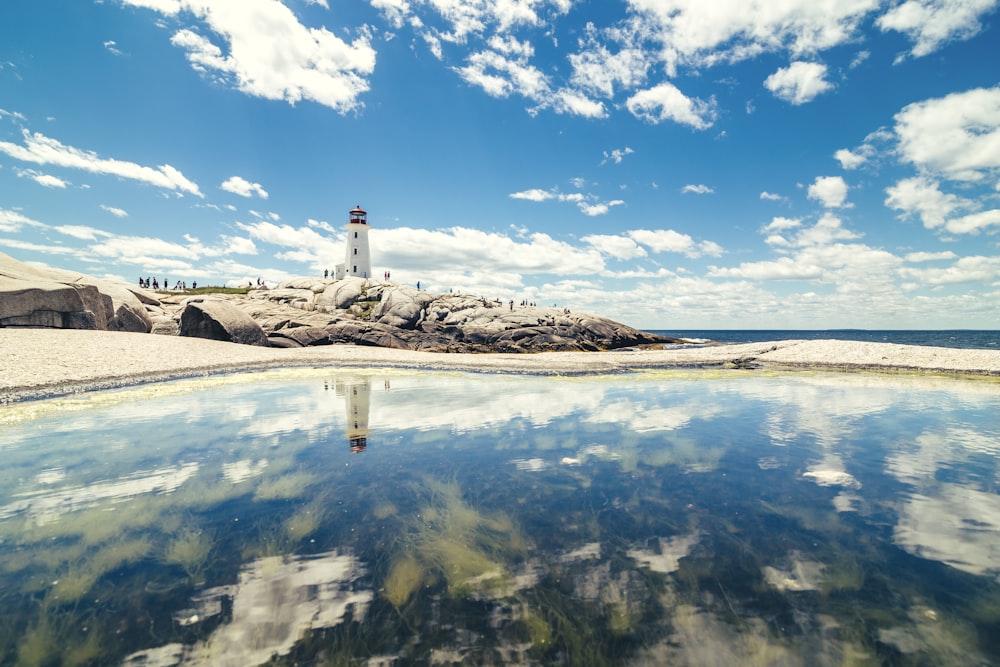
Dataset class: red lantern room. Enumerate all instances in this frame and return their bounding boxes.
[349,205,367,225]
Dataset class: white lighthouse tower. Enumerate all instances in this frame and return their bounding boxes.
[335,204,371,280]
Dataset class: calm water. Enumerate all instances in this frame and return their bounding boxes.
[1,369,999,666]
[650,330,1000,350]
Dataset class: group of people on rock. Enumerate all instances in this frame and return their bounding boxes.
[138,277,196,291]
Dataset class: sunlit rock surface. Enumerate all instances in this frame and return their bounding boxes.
[0,251,151,332]
[1,254,672,351]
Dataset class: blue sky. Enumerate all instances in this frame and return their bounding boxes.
[1,0,999,329]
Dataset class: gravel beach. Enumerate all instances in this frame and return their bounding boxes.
[2,329,998,403]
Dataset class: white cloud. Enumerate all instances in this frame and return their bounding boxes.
[893,85,1000,183]
[509,188,555,202]
[624,0,879,76]
[568,23,650,98]
[681,184,713,195]
[0,209,46,233]
[374,226,605,277]
[876,0,999,59]
[103,40,124,56]
[760,191,786,201]
[626,82,717,129]
[944,208,1000,234]
[709,256,824,281]
[455,41,550,101]
[764,61,833,105]
[629,229,723,258]
[905,250,958,262]
[509,187,622,216]
[807,176,849,208]
[579,200,624,216]
[221,175,269,199]
[101,205,129,218]
[54,225,110,241]
[899,255,1000,285]
[602,146,634,165]
[834,148,866,170]
[548,88,607,118]
[761,217,802,233]
[15,167,67,188]
[0,129,202,196]
[884,176,967,229]
[581,234,648,260]
[794,212,861,246]
[123,0,377,113]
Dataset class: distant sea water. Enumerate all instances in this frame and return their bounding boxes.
[648,330,1000,350]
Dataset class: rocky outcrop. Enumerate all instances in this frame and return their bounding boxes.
[180,298,268,346]
[0,252,676,352]
[0,252,151,332]
[241,280,673,352]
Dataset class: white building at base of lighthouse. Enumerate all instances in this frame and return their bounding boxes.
[334,205,371,280]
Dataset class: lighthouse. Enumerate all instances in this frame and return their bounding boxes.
[335,205,371,280]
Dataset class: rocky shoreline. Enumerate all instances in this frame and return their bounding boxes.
[3,252,999,405]
[1,251,672,352]
[2,329,998,404]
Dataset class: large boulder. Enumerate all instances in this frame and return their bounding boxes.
[372,285,434,329]
[180,298,268,346]
[316,277,368,311]
[0,252,151,332]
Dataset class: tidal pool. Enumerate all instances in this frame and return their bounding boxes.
[1,369,999,666]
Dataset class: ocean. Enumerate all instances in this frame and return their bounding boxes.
[648,329,1000,350]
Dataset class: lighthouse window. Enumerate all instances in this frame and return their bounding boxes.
[354,231,358,238]
[354,248,358,255]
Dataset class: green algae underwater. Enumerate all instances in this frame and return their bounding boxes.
[1,368,999,666]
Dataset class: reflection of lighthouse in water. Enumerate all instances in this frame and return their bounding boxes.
[335,377,371,453]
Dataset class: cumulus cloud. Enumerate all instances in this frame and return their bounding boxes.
[834,148,866,170]
[764,61,833,105]
[893,85,1000,183]
[629,229,723,258]
[509,186,623,216]
[876,0,999,59]
[221,176,269,199]
[808,176,850,208]
[709,256,825,281]
[626,82,717,128]
[581,234,648,259]
[762,217,803,233]
[15,167,67,188]
[0,129,202,196]
[624,1,878,75]
[100,205,128,218]
[0,208,47,233]
[905,250,958,262]
[373,226,605,277]
[884,176,966,229]
[681,184,713,195]
[760,191,786,202]
[455,38,549,100]
[602,146,634,165]
[121,0,376,113]
[899,255,1000,285]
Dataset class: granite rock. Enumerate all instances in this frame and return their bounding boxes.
[0,252,151,332]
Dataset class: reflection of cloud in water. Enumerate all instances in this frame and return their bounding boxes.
[221,459,268,484]
[586,400,720,432]
[894,485,1000,578]
[888,426,1000,577]
[887,428,1000,485]
[124,550,371,667]
[762,552,826,592]
[628,533,700,574]
[0,462,198,525]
